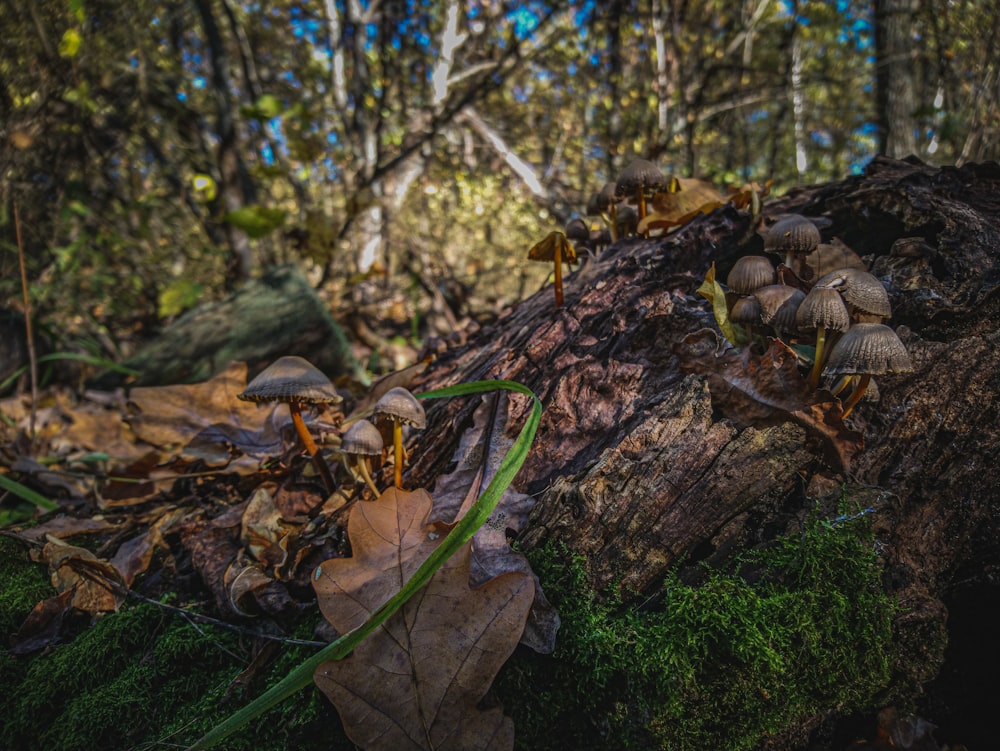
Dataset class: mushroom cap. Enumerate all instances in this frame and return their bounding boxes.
[763,214,821,254]
[796,239,867,283]
[238,355,342,405]
[528,231,577,263]
[341,419,384,456]
[372,386,426,429]
[729,295,763,326]
[824,323,913,376]
[586,182,618,215]
[753,284,806,333]
[814,268,892,318]
[727,255,776,295]
[564,218,590,243]
[796,286,851,333]
[614,159,667,200]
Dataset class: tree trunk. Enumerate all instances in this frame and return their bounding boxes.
[408,156,1000,739]
[875,0,919,158]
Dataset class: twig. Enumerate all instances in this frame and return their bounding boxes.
[14,203,39,443]
[101,574,328,648]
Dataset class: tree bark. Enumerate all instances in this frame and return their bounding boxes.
[408,156,1000,735]
[875,0,919,158]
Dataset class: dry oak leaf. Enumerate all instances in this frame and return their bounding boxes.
[676,330,863,472]
[313,487,533,751]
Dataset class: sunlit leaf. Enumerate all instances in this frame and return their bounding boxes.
[696,262,748,347]
[192,173,217,201]
[224,206,287,238]
[58,28,82,58]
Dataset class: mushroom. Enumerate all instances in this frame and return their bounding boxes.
[797,239,867,283]
[823,322,913,418]
[564,218,592,256]
[726,255,777,295]
[528,231,577,308]
[763,214,821,270]
[586,181,620,241]
[729,295,764,342]
[614,158,668,225]
[814,268,892,321]
[340,418,383,498]
[238,355,341,493]
[796,286,851,389]
[753,284,806,339]
[372,386,426,489]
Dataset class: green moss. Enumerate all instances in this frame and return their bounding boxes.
[497,506,896,751]
[0,539,352,751]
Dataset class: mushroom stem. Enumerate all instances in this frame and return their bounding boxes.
[840,373,872,419]
[607,206,619,241]
[355,457,380,498]
[553,250,564,307]
[289,404,335,493]
[808,327,828,390]
[392,420,405,488]
[636,189,647,221]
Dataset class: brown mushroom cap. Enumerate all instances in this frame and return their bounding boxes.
[587,182,618,216]
[613,159,667,201]
[763,214,821,255]
[727,256,777,295]
[729,295,763,326]
[824,323,913,376]
[564,218,590,244]
[340,419,384,456]
[527,231,577,263]
[239,355,342,405]
[753,284,806,334]
[796,286,851,334]
[797,239,867,283]
[814,268,892,318]
[372,386,426,429]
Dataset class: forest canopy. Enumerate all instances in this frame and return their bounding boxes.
[1,0,996,361]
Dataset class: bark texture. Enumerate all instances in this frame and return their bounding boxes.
[409,156,1000,729]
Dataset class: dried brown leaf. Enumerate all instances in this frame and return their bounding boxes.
[431,394,559,653]
[313,487,533,751]
[42,539,125,613]
[676,330,863,471]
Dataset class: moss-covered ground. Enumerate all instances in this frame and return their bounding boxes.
[1,505,896,751]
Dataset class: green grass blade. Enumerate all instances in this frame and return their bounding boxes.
[186,379,542,750]
[0,474,60,512]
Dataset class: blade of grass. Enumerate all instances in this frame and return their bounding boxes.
[0,474,60,512]
[186,379,542,750]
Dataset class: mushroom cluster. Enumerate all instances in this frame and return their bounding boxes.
[240,355,427,499]
[722,215,913,418]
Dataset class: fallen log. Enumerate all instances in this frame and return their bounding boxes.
[407,156,1000,748]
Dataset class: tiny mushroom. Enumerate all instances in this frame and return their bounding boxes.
[239,355,341,493]
[753,284,806,339]
[587,181,620,241]
[814,268,892,321]
[796,286,851,389]
[614,158,668,225]
[340,418,384,498]
[528,230,577,307]
[823,322,913,418]
[764,214,821,270]
[727,255,777,296]
[372,386,426,489]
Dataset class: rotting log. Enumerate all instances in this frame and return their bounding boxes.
[408,156,1000,742]
[90,265,361,388]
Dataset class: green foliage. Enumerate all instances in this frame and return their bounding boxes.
[497,507,895,751]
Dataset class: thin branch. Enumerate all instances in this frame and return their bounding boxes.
[14,204,38,444]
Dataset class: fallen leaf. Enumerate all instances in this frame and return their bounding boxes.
[127,361,286,457]
[313,487,533,751]
[676,330,863,471]
[42,538,125,613]
[431,393,560,653]
[9,588,77,654]
[696,262,749,347]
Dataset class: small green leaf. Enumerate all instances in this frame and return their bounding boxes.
[253,94,283,119]
[59,28,82,58]
[191,173,217,201]
[158,279,203,319]
[223,206,287,239]
[697,262,748,347]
